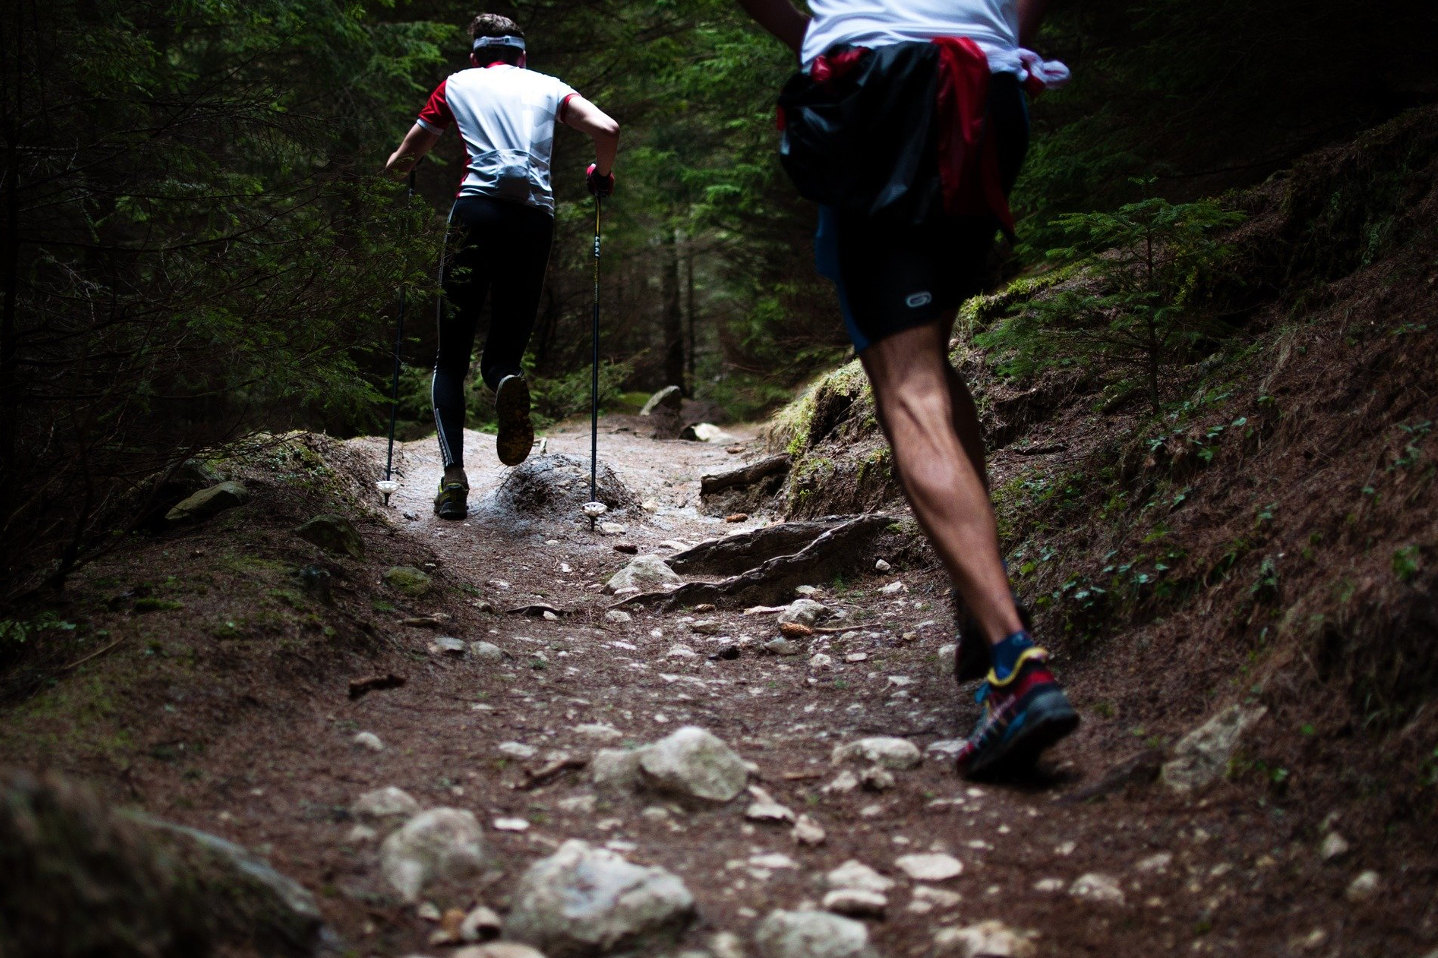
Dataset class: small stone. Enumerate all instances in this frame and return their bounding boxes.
[778,599,830,627]
[346,824,378,843]
[795,586,819,597]
[745,786,796,824]
[460,905,503,942]
[573,722,624,741]
[600,521,628,535]
[1032,877,1065,893]
[764,637,801,656]
[354,732,384,752]
[792,814,826,846]
[605,555,681,593]
[1346,870,1380,902]
[822,888,887,918]
[354,786,420,820]
[430,636,467,656]
[380,808,488,903]
[832,737,922,770]
[1135,852,1173,874]
[844,652,869,663]
[933,920,1035,957]
[471,641,505,662]
[860,767,895,791]
[825,860,895,894]
[878,581,906,596]
[822,771,860,794]
[605,609,633,624]
[935,644,958,680]
[493,818,530,832]
[666,644,699,658]
[894,853,962,882]
[874,559,892,572]
[417,901,443,921]
[913,887,962,908]
[925,740,964,761]
[755,910,878,958]
[1161,703,1268,793]
[690,620,722,635]
[710,931,746,958]
[454,944,547,958]
[642,499,661,513]
[1068,873,1125,905]
[637,726,749,803]
[1319,832,1350,862]
[498,742,538,760]
[592,748,646,792]
[809,653,834,669]
[751,852,798,870]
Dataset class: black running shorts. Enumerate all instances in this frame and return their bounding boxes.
[814,72,1029,353]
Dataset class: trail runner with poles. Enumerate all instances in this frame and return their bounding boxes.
[386,13,618,520]
[736,0,1078,778]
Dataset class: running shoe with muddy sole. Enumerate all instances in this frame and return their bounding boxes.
[433,480,468,520]
[954,646,1079,780]
[495,374,534,467]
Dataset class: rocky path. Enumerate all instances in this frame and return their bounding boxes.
[290,416,1380,958]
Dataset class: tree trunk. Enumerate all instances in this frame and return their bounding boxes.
[660,228,685,394]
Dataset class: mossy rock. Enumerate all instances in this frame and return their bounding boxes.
[293,514,364,559]
[0,769,327,957]
[165,482,250,526]
[384,566,432,597]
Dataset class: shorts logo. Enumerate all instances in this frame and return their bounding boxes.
[905,291,933,309]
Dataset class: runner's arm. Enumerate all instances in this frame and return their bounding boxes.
[561,95,620,176]
[736,0,809,57]
[386,124,440,176]
[1017,0,1049,47]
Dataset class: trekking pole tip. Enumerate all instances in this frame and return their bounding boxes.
[377,479,399,506]
[582,501,607,520]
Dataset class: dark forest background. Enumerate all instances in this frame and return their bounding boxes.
[3,0,1436,600]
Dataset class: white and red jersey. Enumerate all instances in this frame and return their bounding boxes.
[416,64,578,212]
[802,0,1023,74]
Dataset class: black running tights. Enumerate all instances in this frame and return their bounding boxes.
[432,195,553,469]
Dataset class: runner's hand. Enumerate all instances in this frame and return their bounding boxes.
[586,164,615,197]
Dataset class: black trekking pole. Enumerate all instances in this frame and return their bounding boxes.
[581,193,607,531]
[378,168,417,507]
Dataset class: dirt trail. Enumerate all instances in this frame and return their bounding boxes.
[1,415,1419,958]
[310,418,1375,958]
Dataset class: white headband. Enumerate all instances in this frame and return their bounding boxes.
[472,35,526,53]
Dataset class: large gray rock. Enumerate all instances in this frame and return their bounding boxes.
[1161,704,1268,792]
[165,481,249,524]
[293,513,364,558]
[504,839,696,957]
[592,747,647,792]
[754,910,878,958]
[605,555,682,594]
[637,726,749,803]
[379,808,487,903]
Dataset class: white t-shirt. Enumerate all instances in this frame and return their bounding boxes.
[416,64,578,212]
[801,0,1023,74]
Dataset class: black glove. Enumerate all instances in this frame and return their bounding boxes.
[586,163,615,197]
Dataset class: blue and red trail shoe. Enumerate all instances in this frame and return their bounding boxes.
[954,646,1078,779]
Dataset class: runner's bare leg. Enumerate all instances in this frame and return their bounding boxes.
[860,319,1021,647]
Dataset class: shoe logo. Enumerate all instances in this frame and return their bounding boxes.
[905,291,933,309]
